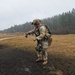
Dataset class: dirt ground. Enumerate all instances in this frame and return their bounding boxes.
[0,34,75,75]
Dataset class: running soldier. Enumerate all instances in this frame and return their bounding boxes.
[25,19,52,65]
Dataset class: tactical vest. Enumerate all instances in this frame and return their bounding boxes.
[34,25,51,39]
[34,25,52,46]
[34,28,40,37]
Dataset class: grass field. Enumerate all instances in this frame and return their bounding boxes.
[0,34,16,39]
[0,34,75,75]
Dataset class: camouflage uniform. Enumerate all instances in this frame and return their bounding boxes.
[26,19,51,65]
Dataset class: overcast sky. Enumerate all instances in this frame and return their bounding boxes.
[0,0,75,30]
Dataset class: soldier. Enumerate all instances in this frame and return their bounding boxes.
[25,19,52,65]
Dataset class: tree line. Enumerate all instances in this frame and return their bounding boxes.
[0,8,75,34]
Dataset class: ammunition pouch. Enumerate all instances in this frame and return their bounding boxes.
[43,36,52,46]
[48,37,52,46]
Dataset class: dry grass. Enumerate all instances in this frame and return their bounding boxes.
[49,34,75,58]
[0,36,36,49]
[0,34,75,75]
[0,34,15,38]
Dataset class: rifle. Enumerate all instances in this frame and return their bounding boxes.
[25,33,31,38]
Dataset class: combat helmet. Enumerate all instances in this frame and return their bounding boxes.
[32,19,41,25]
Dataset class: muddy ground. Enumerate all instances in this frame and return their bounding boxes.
[0,35,75,75]
[0,45,75,75]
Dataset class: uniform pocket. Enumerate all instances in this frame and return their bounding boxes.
[42,41,48,48]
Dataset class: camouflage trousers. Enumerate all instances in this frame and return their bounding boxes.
[35,40,48,61]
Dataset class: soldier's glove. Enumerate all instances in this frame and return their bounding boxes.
[36,37,41,40]
[33,39,36,41]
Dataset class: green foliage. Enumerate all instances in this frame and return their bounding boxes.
[1,8,75,34]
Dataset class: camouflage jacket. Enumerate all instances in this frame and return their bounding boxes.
[27,24,51,40]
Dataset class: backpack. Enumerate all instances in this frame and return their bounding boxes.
[44,25,52,46]
[45,25,51,35]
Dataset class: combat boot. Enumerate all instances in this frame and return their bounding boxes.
[43,60,48,65]
[36,58,43,62]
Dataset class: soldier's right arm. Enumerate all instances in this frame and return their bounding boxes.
[25,28,35,38]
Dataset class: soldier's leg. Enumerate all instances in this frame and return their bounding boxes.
[35,45,43,62]
[42,41,48,65]
[36,51,42,61]
[42,48,48,61]
[42,48,48,65]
